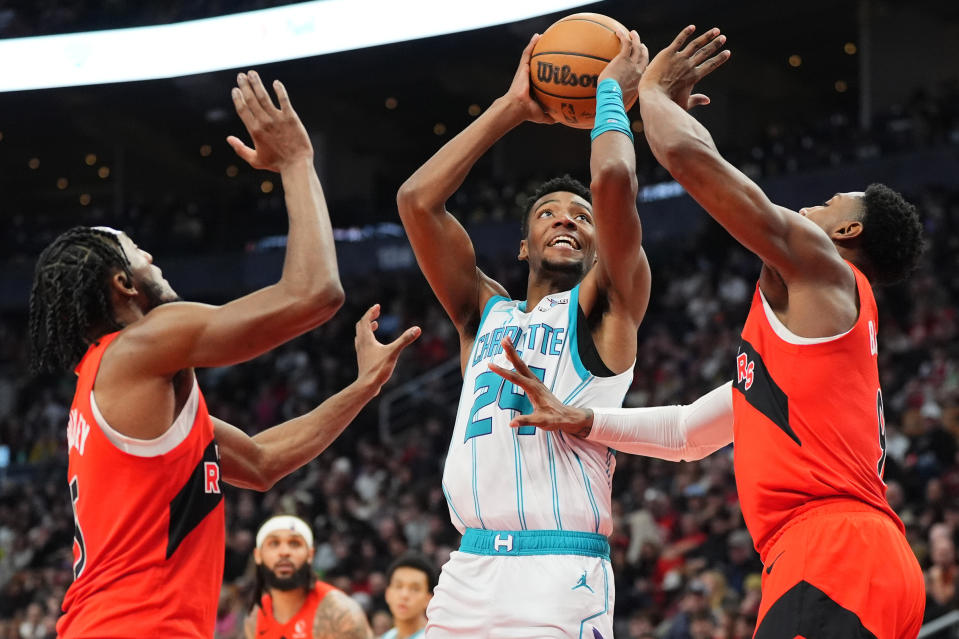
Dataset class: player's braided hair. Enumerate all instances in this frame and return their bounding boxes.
[521,174,592,237]
[858,183,924,285]
[28,226,132,374]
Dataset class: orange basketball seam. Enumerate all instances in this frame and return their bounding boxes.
[531,87,596,100]
[555,17,617,33]
[530,52,612,63]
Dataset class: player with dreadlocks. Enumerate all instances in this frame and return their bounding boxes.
[29,71,420,639]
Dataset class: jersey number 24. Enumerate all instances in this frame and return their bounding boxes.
[466,366,546,441]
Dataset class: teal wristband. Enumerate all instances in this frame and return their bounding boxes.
[590,78,633,142]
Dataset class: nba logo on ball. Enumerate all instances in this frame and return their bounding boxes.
[529,13,639,129]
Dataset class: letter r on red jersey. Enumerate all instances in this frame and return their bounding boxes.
[204,462,220,494]
[737,352,755,390]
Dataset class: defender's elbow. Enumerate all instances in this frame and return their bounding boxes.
[306,282,345,323]
[252,476,277,492]
[396,180,425,218]
[660,137,714,181]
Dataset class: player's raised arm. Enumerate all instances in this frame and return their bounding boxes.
[638,27,847,284]
[112,71,344,375]
[217,305,420,491]
[488,339,733,462]
[396,35,551,335]
[585,29,651,327]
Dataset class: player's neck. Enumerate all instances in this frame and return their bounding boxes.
[268,587,308,624]
[526,271,580,311]
[393,614,426,638]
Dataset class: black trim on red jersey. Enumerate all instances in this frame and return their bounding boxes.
[755,580,877,638]
[166,439,223,559]
[734,339,801,446]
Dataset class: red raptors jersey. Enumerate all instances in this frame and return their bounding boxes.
[732,264,900,559]
[256,581,338,639]
[58,332,225,638]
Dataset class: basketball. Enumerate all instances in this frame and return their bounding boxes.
[530,13,636,129]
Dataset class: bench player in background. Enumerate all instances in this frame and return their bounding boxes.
[245,516,372,639]
[29,71,419,638]
[490,25,927,639]
[381,554,436,639]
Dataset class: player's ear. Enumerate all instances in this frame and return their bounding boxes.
[832,220,863,241]
[110,270,137,297]
[253,547,262,565]
[307,547,315,563]
[518,239,529,262]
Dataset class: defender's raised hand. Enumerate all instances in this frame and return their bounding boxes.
[597,29,649,106]
[227,70,313,172]
[488,338,594,437]
[640,26,730,111]
[504,34,555,125]
[355,304,422,394]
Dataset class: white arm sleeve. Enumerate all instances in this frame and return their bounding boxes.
[585,381,734,462]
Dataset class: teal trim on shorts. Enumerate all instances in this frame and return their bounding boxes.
[459,528,610,558]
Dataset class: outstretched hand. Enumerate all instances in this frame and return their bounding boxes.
[227,70,313,172]
[597,28,649,106]
[503,34,555,125]
[639,25,731,110]
[488,338,594,437]
[355,304,421,395]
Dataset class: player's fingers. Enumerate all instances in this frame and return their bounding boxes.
[680,27,719,57]
[638,43,650,66]
[246,70,279,115]
[628,30,642,62]
[230,87,257,129]
[500,338,536,378]
[237,72,269,122]
[691,33,726,65]
[272,79,295,113]
[388,326,422,353]
[370,320,379,332]
[521,33,540,62]
[488,362,526,387]
[696,49,732,78]
[511,414,550,430]
[668,25,695,52]
[355,304,378,338]
[687,93,711,109]
[612,29,630,60]
[226,136,256,164]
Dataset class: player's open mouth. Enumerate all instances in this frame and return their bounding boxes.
[547,234,580,250]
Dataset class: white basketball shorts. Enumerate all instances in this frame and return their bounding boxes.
[425,529,614,639]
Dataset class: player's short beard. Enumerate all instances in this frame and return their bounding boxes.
[141,278,180,312]
[539,255,590,287]
[260,562,313,592]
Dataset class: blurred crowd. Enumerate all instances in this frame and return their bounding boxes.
[1,177,957,638]
[4,78,959,263]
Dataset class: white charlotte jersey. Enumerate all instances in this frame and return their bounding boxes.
[443,285,633,536]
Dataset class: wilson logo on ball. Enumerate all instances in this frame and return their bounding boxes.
[535,62,599,88]
[528,12,638,129]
